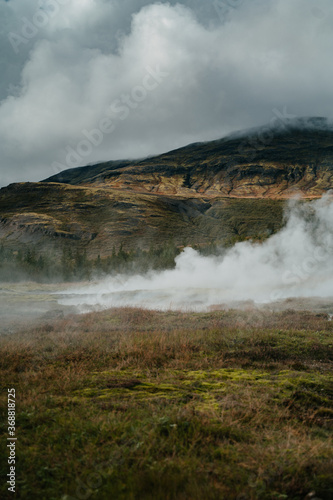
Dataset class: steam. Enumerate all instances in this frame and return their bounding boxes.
[58,194,333,312]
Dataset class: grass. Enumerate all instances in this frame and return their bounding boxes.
[0,307,333,499]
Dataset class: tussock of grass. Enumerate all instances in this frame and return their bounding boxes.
[0,308,332,499]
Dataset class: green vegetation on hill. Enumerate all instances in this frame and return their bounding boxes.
[0,242,181,282]
[0,308,332,499]
[0,181,285,269]
[0,214,281,283]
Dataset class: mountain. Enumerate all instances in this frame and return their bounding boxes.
[44,117,333,199]
[0,118,332,259]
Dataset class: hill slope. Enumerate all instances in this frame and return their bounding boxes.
[44,118,333,199]
[0,182,284,257]
[0,118,332,260]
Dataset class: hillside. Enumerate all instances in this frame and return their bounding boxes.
[0,118,332,261]
[44,117,333,198]
[0,182,284,258]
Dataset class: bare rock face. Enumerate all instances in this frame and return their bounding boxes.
[0,119,332,256]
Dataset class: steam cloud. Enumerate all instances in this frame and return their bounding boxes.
[58,195,333,312]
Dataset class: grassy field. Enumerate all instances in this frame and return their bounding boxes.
[1,307,333,499]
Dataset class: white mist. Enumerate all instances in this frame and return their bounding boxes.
[58,194,333,312]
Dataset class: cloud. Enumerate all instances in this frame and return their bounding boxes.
[0,0,332,186]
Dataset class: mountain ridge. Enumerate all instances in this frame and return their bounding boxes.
[0,118,332,260]
[43,117,333,199]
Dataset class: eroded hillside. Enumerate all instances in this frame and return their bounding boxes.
[0,182,284,257]
[0,120,332,259]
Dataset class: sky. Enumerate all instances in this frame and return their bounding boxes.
[0,0,332,187]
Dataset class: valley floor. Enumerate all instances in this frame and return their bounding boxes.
[0,307,332,499]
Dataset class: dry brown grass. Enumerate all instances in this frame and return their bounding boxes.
[0,307,332,499]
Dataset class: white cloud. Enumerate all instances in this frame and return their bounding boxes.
[0,0,332,185]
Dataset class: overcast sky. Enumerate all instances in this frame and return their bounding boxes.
[0,0,332,186]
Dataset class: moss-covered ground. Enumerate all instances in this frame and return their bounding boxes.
[0,307,332,499]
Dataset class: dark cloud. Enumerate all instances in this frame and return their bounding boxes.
[0,0,332,186]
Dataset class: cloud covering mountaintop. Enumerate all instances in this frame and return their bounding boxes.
[0,0,332,186]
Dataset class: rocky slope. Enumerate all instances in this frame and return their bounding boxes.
[0,118,332,257]
[0,182,284,257]
[44,117,333,199]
